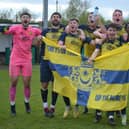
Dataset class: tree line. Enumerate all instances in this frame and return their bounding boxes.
[0,0,128,24]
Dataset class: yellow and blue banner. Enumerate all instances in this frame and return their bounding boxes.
[43,37,129,111]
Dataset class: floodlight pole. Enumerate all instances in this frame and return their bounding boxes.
[56,0,58,12]
[43,0,48,29]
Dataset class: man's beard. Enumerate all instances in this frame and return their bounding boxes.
[52,21,60,26]
[23,21,29,29]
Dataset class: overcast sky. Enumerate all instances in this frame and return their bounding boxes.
[0,0,129,21]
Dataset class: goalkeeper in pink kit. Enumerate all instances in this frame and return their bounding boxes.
[1,12,41,116]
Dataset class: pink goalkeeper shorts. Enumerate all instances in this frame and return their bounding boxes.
[9,61,32,76]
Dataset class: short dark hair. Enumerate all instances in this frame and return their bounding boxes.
[106,23,118,30]
[69,18,79,23]
[20,12,31,18]
[88,12,94,15]
[113,9,123,15]
[51,12,62,19]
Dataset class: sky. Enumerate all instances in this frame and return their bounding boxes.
[0,0,129,21]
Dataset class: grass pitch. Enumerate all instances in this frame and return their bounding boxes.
[0,65,128,129]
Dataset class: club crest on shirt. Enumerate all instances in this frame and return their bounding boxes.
[106,44,116,50]
[29,31,33,35]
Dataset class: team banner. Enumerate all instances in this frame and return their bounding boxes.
[42,37,129,111]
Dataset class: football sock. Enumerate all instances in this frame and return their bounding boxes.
[51,91,58,106]
[9,85,16,105]
[41,89,48,103]
[24,86,31,102]
[63,96,70,106]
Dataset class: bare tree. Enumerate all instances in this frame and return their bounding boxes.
[0,9,14,19]
[63,0,90,20]
[16,8,38,22]
[0,8,38,23]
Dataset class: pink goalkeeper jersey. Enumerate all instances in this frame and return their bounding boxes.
[5,25,41,64]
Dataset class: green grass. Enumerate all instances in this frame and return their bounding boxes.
[0,65,128,129]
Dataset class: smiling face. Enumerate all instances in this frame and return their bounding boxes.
[68,19,79,33]
[107,27,117,40]
[112,9,123,25]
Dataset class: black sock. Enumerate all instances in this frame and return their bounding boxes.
[63,96,70,106]
[51,91,58,105]
[40,89,48,102]
[121,108,126,115]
